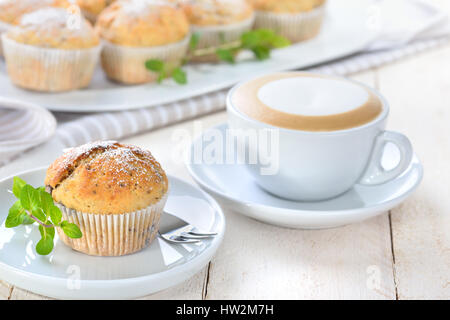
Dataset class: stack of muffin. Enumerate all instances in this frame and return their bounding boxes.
[0,0,326,92]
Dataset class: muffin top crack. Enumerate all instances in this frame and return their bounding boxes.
[45,141,169,214]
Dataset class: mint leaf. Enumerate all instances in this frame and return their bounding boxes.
[241,29,274,48]
[32,207,46,222]
[36,236,54,256]
[189,33,200,50]
[240,29,290,59]
[6,177,82,256]
[252,46,270,60]
[216,49,235,63]
[39,225,55,240]
[172,67,187,85]
[61,221,82,239]
[145,59,164,72]
[49,205,62,225]
[5,201,24,228]
[20,185,40,211]
[271,35,290,48]
[157,70,166,83]
[21,214,35,225]
[39,189,53,210]
[12,177,26,198]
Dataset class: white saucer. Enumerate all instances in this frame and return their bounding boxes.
[186,124,423,229]
[0,168,225,299]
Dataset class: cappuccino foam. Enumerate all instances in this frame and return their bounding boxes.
[230,73,384,131]
[257,77,370,116]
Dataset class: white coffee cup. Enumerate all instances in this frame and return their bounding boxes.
[227,73,413,201]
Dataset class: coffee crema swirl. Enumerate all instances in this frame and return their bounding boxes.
[230,73,384,131]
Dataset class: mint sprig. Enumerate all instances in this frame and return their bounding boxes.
[144,29,290,85]
[217,29,290,63]
[145,60,186,85]
[5,177,82,256]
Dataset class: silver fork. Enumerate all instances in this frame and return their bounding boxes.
[158,211,218,244]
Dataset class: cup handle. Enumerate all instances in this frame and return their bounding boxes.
[359,131,413,185]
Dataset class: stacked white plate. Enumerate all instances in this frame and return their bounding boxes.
[0,97,56,165]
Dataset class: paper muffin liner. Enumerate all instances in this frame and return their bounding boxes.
[101,35,190,84]
[190,15,255,63]
[254,4,326,43]
[0,20,12,57]
[56,192,168,257]
[1,35,101,92]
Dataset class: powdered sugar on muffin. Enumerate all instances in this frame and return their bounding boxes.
[250,0,325,13]
[96,0,189,47]
[0,0,71,24]
[182,0,254,26]
[6,7,99,49]
[45,141,169,214]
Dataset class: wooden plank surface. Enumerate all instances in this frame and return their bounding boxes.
[378,45,450,299]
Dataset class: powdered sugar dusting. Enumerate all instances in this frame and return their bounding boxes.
[7,6,100,47]
[60,140,119,168]
[0,0,71,24]
[0,0,58,9]
[21,7,70,26]
[185,0,253,24]
[193,0,251,13]
[120,0,176,16]
[54,141,165,189]
[19,7,92,37]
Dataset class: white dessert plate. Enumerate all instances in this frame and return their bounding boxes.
[0,97,56,164]
[186,124,423,229]
[0,0,376,112]
[0,168,225,299]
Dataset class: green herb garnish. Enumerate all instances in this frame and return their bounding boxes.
[145,29,290,84]
[189,32,200,51]
[5,177,82,256]
[145,59,187,85]
[172,67,187,85]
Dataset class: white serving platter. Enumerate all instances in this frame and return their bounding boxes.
[0,0,376,112]
[0,169,225,299]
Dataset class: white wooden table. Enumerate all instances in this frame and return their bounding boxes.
[2,1,450,300]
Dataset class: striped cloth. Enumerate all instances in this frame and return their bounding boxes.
[54,36,450,149]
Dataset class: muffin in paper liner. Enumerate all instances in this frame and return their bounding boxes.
[101,35,190,85]
[56,192,168,257]
[190,15,255,63]
[1,34,101,92]
[254,4,326,43]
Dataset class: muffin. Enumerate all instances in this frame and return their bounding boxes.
[181,0,255,62]
[250,0,326,43]
[96,0,190,84]
[77,0,116,23]
[45,141,169,256]
[2,7,101,92]
[0,0,72,56]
